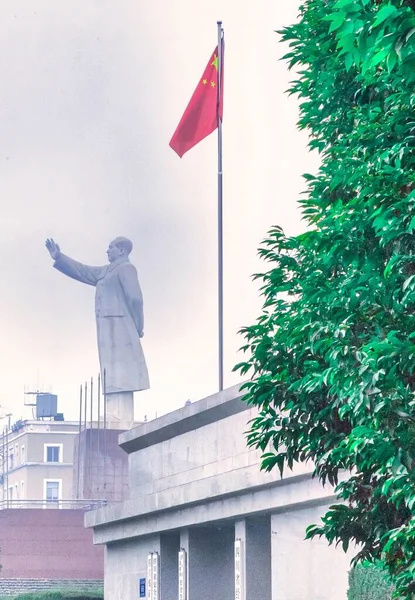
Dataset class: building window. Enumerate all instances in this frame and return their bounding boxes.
[21,445,25,464]
[44,444,63,463]
[44,480,61,504]
[21,481,24,500]
[9,452,13,470]
[47,446,60,462]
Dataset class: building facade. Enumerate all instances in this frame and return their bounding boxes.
[86,384,353,600]
[0,419,79,506]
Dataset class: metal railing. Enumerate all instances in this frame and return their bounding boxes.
[0,498,108,510]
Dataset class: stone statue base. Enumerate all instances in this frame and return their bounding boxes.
[106,392,134,430]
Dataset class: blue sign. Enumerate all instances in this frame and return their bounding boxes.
[139,578,146,598]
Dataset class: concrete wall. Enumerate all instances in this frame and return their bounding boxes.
[73,428,129,501]
[104,536,160,600]
[128,407,265,498]
[183,526,234,600]
[0,508,103,579]
[271,507,352,600]
[87,386,322,541]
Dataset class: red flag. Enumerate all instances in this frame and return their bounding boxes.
[169,45,224,158]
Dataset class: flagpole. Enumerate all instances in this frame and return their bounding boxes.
[217,21,224,392]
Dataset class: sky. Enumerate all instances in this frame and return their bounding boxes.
[0,0,319,424]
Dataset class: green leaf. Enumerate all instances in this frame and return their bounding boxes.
[345,52,354,71]
[370,46,392,68]
[386,50,397,72]
[372,5,398,29]
[329,12,347,33]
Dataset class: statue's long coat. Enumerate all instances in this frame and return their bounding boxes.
[54,254,149,394]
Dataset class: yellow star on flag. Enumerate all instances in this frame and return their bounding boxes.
[211,54,218,71]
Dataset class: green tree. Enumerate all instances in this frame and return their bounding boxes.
[236,1,415,597]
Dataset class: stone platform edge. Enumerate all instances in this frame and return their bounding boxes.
[118,383,246,454]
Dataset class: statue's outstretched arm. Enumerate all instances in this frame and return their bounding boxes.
[46,238,103,286]
[53,254,104,286]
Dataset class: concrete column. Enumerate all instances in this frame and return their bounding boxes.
[235,520,247,599]
[160,532,180,600]
[180,526,234,600]
[235,517,271,600]
[180,529,190,600]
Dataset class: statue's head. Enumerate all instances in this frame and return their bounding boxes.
[107,237,133,263]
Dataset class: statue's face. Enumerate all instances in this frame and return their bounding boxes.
[107,240,123,263]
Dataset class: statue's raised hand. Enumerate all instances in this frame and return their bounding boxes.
[45,238,61,260]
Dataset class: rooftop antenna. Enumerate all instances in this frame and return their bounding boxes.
[24,382,56,421]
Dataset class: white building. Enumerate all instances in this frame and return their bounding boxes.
[0,417,79,507]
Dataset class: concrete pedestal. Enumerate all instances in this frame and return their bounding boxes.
[106,392,134,430]
[73,428,129,502]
